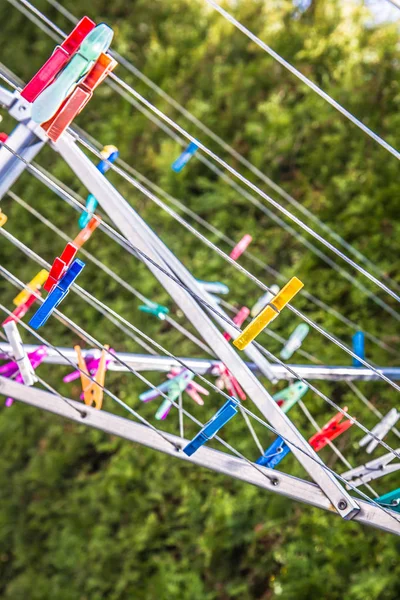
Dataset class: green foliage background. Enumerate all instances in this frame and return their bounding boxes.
[0,0,399,598]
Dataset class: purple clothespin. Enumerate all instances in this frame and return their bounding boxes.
[4,346,48,407]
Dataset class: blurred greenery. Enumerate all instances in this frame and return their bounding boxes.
[0,0,400,598]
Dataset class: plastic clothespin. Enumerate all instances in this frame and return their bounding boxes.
[183,397,240,456]
[2,293,39,326]
[171,141,199,172]
[256,437,291,469]
[155,371,195,420]
[32,23,114,124]
[21,16,96,102]
[229,234,252,261]
[44,243,78,292]
[78,145,119,229]
[73,216,101,250]
[280,323,310,360]
[342,449,400,487]
[167,368,209,406]
[376,488,400,513]
[3,321,36,385]
[250,285,280,317]
[215,364,246,401]
[5,346,48,407]
[41,52,117,142]
[196,280,229,296]
[358,408,400,454]
[309,408,353,452]
[233,278,304,350]
[13,269,48,307]
[74,344,110,410]
[139,301,169,321]
[0,133,8,143]
[273,381,309,413]
[0,209,7,227]
[223,306,250,342]
[29,259,85,329]
[352,331,365,367]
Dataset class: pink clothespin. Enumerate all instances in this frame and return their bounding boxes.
[229,234,252,261]
[215,364,246,401]
[2,293,40,326]
[3,346,48,407]
[223,306,250,342]
[168,368,209,406]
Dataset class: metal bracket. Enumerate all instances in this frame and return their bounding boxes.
[0,377,397,535]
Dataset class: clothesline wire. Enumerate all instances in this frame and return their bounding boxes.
[7,0,400,307]
[44,0,400,296]
[2,216,400,463]
[1,297,398,526]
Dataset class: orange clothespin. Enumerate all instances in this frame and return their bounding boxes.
[73,216,101,249]
[75,344,109,410]
[41,53,118,142]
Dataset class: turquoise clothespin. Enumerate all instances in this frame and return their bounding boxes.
[280,324,309,360]
[376,488,400,513]
[139,301,169,321]
[155,371,195,420]
[273,381,308,413]
[32,23,114,123]
[172,141,199,172]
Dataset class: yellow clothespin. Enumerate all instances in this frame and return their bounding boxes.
[75,344,109,410]
[0,209,7,227]
[100,144,118,159]
[13,269,49,307]
[233,277,304,350]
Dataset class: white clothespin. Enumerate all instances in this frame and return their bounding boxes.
[342,449,400,487]
[3,321,36,386]
[358,408,400,454]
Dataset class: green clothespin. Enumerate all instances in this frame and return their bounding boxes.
[377,488,400,513]
[273,381,308,413]
[139,301,169,321]
[155,371,195,420]
[32,23,114,123]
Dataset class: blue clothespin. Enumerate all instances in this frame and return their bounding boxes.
[183,397,240,456]
[79,146,119,229]
[139,300,169,321]
[256,437,291,469]
[171,141,199,172]
[376,488,400,513]
[29,259,85,329]
[352,331,365,367]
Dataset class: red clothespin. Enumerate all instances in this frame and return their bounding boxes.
[21,17,96,102]
[44,242,78,292]
[0,133,8,143]
[41,53,118,142]
[2,293,39,326]
[223,306,250,342]
[72,216,101,250]
[309,408,354,452]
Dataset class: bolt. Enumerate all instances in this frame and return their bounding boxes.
[338,500,347,510]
